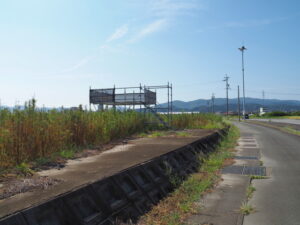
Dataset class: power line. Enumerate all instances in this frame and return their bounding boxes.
[230,88,300,96]
[262,90,265,106]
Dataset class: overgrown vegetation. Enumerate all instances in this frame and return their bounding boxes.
[0,99,225,170]
[171,113,224,129]
[0,99,150,169]
[139,125,239,225]
[252,111,300,118]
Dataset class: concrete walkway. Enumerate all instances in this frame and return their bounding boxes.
[0,130,213,218]
[186,127,262,225]
[237,122,300,225]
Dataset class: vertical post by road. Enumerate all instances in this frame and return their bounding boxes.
[167,82,170,126]
[211,93,215,114]
[170,83,173,126]
[89,86,91,111]
[238,85,241,122]
[239,46,247,118]
[262,90,265,107]
[113,84,116,111]
[139,83,142,113]
[223,74,230,116]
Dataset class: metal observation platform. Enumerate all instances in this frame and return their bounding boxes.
[89,83,173,128]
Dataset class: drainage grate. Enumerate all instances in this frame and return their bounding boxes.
[234,156,258,160]
[222,165,266,176]
[240,140,256,143]
[242,144,258,147]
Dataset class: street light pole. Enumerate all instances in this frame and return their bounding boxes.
[239,46,247,118]
[223,74,230,116]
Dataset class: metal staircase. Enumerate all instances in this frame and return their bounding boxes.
[144,104,171,129]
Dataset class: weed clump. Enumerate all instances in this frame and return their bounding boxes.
[240,201,255,215]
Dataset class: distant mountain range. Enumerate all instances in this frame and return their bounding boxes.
[2,97,300,113]
[157,98,300,113]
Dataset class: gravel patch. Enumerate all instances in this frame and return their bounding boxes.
[0,176,61,200]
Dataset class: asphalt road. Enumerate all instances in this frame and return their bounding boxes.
[250,118,300,125]
[235,122,300,225]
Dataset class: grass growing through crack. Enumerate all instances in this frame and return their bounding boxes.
[250,175,268,180]
[246,185,256,200]
[240,201,255,215]
[139,125,239,225]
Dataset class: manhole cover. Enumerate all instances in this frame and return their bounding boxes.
[234,156,258,160]
[222,165,266,176]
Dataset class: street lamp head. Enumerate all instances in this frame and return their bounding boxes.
[239,46,247,51]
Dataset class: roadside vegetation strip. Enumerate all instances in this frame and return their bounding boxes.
[0,99,225,173]
[138,125,239,225]
[282,126,300,136]
[249,111,300,119]
[246,120,300,137]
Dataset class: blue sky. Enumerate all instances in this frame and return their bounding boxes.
[0,0,300,107]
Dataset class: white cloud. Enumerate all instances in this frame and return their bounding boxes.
[61,55,96,73]
[150,0,200,17]
[129,19,167,43]
[198,17,288,33]
[224,19,273,28]
[60,1,202,72]
[106,24,128,42]
[60,25,129,73]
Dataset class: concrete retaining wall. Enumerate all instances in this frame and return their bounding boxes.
[0,128,228,225]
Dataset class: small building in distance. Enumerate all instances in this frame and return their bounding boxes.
[259,107,268,116]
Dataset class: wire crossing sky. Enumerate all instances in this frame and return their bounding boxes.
[0,0,300,107]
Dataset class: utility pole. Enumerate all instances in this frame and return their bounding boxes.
[207,100,210,113]
[211,93,215,113]
[223,74,230,116]
[262,90,265,107]
[238,85,241,122]
[239,45,247,118]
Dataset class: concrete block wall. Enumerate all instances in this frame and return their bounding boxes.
[0,128,228,225]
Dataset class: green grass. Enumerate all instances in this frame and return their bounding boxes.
[247,120,300,138]
[59,149,75,159]
[246,185,256,200]
[148,131,165,138]
[175,131,191,137]
[140,125,239,225]
[171,113,224,130]
[16,162,34,176]
[140,131,192,139]
[250,175,268,180]
[283,126,300,136]
[240,201,255,215]
[34,157,51,166]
